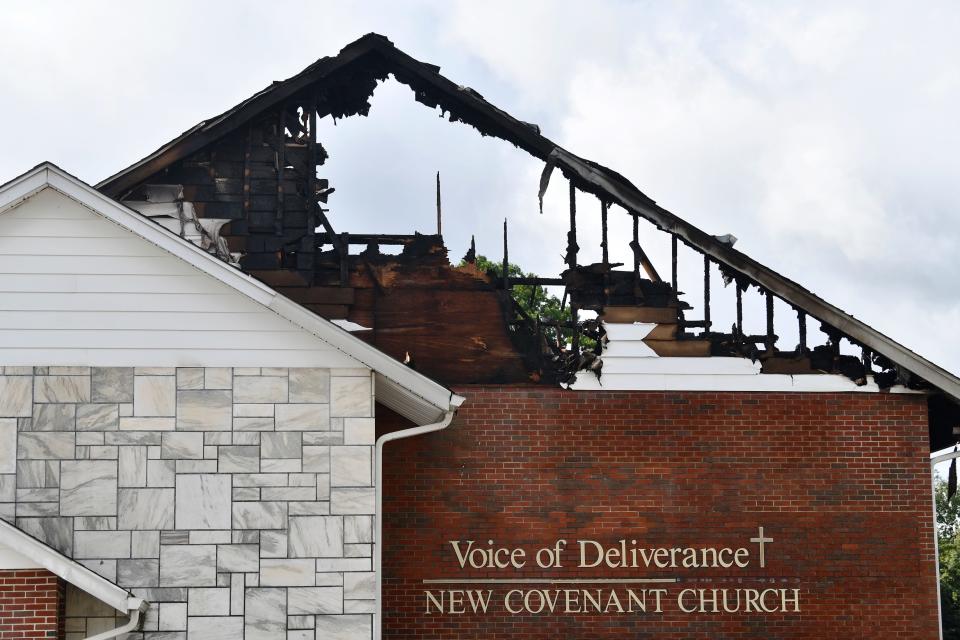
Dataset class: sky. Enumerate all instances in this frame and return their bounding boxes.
[1,1,959,378]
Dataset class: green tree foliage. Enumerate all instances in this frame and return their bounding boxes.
[937,478,960,638]
[467,255,571,328]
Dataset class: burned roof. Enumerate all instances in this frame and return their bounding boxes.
[97,32,960,414]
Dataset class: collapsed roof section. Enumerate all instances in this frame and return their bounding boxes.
[97,33,960,448]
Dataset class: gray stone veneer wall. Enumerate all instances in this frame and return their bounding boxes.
[0,366,377,640]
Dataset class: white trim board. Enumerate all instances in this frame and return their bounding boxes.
[0,163,463,424]
[0,519,142,613]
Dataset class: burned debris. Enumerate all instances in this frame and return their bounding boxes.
[97,33,959,448]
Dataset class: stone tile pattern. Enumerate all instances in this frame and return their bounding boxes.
[0,366,376,640]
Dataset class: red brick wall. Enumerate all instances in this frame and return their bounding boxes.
[0,569,64,639]
[381,387,939,639]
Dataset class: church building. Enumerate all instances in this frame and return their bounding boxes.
[0,34,956,639]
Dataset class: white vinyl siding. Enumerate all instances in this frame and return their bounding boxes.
[0,187,362,368]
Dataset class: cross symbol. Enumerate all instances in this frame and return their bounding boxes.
[750,526,773,568]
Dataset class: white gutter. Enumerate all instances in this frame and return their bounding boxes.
[373,400,463,639]
[930,449,960,640]
[83,599,149,640]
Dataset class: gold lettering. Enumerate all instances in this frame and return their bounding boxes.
[782,589,801,612]
[466,590,492,613]
[678,589,698,613]
[505,590,523,614]
[604,590,624,613]
[425,590,444,614]
[583,589,602,613]
[735,548,750,567]
[448,540,473,568]
[578,540,604,568]
[626,589,646,613]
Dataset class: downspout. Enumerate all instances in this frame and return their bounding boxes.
[930,449,960,640]
[374,400,463,639]
[84,598,148,640]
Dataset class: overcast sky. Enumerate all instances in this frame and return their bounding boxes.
[1,1,959,375]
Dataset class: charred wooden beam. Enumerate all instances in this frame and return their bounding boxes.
[436,171,442,236]
[566,182,578,269]
[798,310,807,352]
[601,201,609,266]
[703,255,711,331]
[601,200,609,306]
[735,284,743,338]
[276,105,287,236]
[765,291,775,352]
[307,97,318,240]
[502,218,509,291]
[316,233,441,246]
[508,277,565,286]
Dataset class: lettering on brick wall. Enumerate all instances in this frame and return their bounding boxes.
[423,526,801,615]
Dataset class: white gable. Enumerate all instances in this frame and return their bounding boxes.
[0,186,362,369]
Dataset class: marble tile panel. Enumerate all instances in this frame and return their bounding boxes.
[232,501,287,529]
[0,420,15,473]
[245,588,286,640]
[288,587,342,615]
[0,376,31,417]
[15,516,72,555]
[260,559,315,586]
[16,460,45,487]
[147,459,175,487]
[261,458,300,473]
[275,404,330,431]
[29,404,75,431]
[60,460,117,516]
[118,559,159,587]
[289,369,330,403]
[119,417,175,431]
[288,516,343,558]
[218,446,259,473]
[330,446,371,487]
[261,432,301,459]
[132,530,160,558]
[234,404,274,417]
[188,588,231,616]
[176,390,232,431]
[18,432,74,459]
[159,545,216,587]
[118,446,147,487]
[329,488,375,515]
[343,418,375,445]
[77,403,120,431]
[161,432,204,459]
[313,614,371,640]
[217,544,259,572]
[204,368,233,390]
[330,377,371,418]
[159,602,187,631]
[259,531,287,558]
[233,376,288,404]
[118,488,175,530]
[234,417,275,431]
[343,516,373,544]
[175,475,231,529]
[188,616,244,639]
[75,530,131,558]
[0,474,14,501]
[175,368,204,390]
[34,375,90,403]
[343,572,375,600]
[134,376,176,416]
